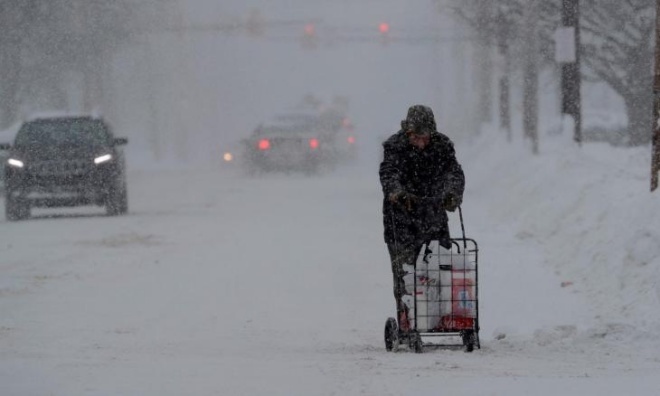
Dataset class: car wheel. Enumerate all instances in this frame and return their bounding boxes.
[106,181,128,216]
[5,190,30,221]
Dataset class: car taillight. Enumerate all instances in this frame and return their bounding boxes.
[258,139,271,150]
[347,136,355,144]
[309,138,319,149]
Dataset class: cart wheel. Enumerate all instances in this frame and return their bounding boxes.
[462,330,476,353]
[409,332,423,353]
[384,317,399,352]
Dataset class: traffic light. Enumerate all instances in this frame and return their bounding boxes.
[379,22,390,35]
[379,22,391,45]
[301,22,318,50]
[304,23,316,37]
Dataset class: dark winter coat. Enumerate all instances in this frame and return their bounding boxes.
[379,130,465,249]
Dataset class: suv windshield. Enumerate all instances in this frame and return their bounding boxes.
[14,118,111,147]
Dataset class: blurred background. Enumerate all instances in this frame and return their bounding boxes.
[0,0,651,167]
[2,3,660,393]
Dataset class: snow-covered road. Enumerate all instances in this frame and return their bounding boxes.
[1,137,659,395]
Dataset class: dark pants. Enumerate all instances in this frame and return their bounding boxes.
[387,242,423,332]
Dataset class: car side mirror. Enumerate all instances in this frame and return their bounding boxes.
[0,143,11,150]
[114,137,128,146]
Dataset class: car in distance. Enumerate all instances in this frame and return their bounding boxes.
[242,112,330,175]
[0,115,129,221]
[319,110,358,163]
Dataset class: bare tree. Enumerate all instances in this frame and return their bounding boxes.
[475,1,495,127]
[0,0,137,127]
[438,0,501,130]
[0,3,26,128]
[539,1,655,146]
[523,1,541,154]
[446,0,657,147]
[441,0,551,152]
[580,0,655,146]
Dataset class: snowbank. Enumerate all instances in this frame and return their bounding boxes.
[463,130,660,342]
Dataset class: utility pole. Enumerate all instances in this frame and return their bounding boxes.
[560,0,582,144]
[651,0,660,191]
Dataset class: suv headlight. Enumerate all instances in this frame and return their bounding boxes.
[94,154,112,165]
[7,158,24,168]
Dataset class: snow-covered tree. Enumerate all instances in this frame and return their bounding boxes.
[579,0,655,146]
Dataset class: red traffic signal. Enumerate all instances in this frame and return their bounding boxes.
[304,23,316,37]
[379,22,390,34]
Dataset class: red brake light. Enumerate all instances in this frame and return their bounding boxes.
[347,136,355,144]
[258,139,271,150]
[309,138,319,149]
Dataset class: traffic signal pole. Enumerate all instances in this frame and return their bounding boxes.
[651,0,660,191]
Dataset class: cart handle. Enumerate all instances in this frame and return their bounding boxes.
[458,206,467,251]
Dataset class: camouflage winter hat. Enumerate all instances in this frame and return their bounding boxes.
[401,104,436,135]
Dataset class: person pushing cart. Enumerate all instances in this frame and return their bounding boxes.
[380,105,477,352]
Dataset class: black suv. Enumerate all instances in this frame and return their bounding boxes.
[0,116,128,221]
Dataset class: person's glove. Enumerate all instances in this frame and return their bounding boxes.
[389,191,419,211]
[442,193,461,212]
